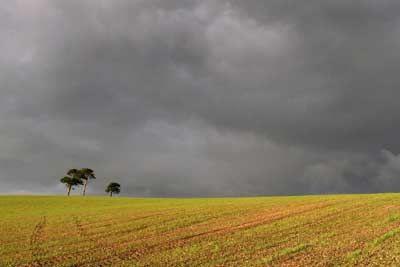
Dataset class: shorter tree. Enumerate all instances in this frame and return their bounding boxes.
[105,182,121,197]
[60,176,83,196]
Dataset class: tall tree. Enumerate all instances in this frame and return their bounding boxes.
[105,182,121,197]
[80,168,96,196]
[67,168,80,179]
[60,176,83,196]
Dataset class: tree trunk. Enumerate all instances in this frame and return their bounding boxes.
[110,192,113,197]
[67,185,72,196]
[83,179,88,196]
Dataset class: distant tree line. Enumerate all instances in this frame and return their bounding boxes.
[60,168,121,197]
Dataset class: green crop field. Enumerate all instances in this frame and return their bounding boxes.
[1,194,400,266]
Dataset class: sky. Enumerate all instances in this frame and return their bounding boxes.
[2,0,400,197]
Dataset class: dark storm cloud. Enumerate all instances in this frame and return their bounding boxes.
[2,0,400,196]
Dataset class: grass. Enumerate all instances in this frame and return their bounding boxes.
[2,194,400,266]
[346,249,362,260]
[372,228,400,246]
[279,244,309,256]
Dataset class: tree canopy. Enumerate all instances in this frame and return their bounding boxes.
[60,176,83,196]
[105,182,121,197]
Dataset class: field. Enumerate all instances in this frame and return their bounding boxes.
[1,194,400,266]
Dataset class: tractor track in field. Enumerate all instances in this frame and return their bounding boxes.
[74,216,94,242]
[194,203,371,267]
[172,202,335,242]
[73,215,129,265]
[36,213,179,266]
[31,212,171,253]
[73,202,336,266]
[5,195,400,267]
[29,216,47,267]
[62,201,359,266]
[74,211,175,229]
[275,203,400,267]
[208,203,369,267]
[62,206,285,262]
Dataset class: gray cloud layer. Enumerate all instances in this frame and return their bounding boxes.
[2,0,400,196]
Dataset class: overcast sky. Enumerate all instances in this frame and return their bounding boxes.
[2,0,400,197]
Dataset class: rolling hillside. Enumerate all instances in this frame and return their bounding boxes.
[1,194,400,266]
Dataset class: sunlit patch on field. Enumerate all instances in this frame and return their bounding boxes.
[1,194,400,266]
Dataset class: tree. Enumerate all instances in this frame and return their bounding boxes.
[60,176,83,196]
[67,168,80,179]
[105,182,121,197]
[79,168,96,196]
[60,169,85,196]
